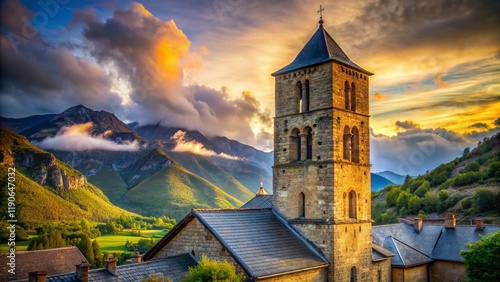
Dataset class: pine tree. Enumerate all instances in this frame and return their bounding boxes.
[92,240,103,268]
[77,235,95,267]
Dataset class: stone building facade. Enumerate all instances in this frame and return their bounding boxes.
[271,20,375,281]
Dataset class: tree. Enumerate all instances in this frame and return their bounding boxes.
[414,181,431,198]
[460,231,500,282]
[92,240,103,268]
[181,256,245,282]
[408,196,422,214]
[77,235,95,267]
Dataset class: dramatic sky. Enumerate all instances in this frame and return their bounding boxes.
[1,0,499,175]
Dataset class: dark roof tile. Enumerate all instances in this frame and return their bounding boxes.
[241,195,273,209]
[272,24,373,75]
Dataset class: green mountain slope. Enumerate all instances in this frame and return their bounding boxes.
[169,152,254,201]
[372,132,500,225]
[122,163,244,219]
[0,128,136,224]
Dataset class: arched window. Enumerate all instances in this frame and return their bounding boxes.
[350,267,357,282]
[344,81,350,110]
[343,126,351,160]
[289,128,301,161]
[351,126,359,163]
[349,190,357,219]
[351,82,356,112]
[298,192,305,217]
[305,127,313,160]
[305,80,310,112]
[297,81,303,113]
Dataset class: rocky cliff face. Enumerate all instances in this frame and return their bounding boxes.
[1,128,87,189]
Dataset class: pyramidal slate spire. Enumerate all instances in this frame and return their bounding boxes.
[272,21,373,76]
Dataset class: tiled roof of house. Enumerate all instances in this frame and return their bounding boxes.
[241,195,273,209]
[272,23,373,76]
[43,254,197,282]
[432,225,500,262]
[383,237,432,268]
[145,208,328,279]
[373,221,500,267]
[372,243,395,262]
[193,209,328,278]
[372,223,443,258]
[0,246,86,282]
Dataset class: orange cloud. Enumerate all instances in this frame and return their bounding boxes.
[170,130,242,160]
[370,93,387,100]
[434,75,448,88]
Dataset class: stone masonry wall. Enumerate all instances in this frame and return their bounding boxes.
[429,261,466,282]
[152,218,240,271]
[259,267,327,282]
[372,259,392,282]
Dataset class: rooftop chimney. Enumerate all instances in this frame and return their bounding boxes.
[444,213,456,229]
[75,261,90,282]
[476,219,484,231]
[132,250,143,263]
[413,218,423,233]
[28,271,47,282]
[106,256,118,276]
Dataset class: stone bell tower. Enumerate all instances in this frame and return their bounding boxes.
[271,18,374,281]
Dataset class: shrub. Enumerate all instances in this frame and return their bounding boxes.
[461,231,500,282]
[181,256,245,282]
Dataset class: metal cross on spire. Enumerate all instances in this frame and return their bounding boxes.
[318,5,325,25]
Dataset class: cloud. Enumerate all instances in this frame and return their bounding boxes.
[370,125,500,175]
[77,2,272,150]
[469,122,488,129]
[170,130,241,160]
[35,122,140,151]
[395,120,420,130]
[434,75,448,88]
[370,93,387,100]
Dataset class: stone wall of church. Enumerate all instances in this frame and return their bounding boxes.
[152,218,239,269]
[258,267,327,282]
[429,261,466,282]
[392,265,428,282]
[372,259,392,282]
[332,63,370,116]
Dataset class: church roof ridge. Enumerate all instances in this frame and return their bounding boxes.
[272,23,373,76]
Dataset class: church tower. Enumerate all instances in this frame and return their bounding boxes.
[272,18,373,281]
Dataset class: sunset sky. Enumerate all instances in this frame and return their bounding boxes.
[1,0,499,175]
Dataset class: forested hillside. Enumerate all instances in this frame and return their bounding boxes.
[372,133,500,225]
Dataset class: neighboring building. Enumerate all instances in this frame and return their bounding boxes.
[0,246,86,282]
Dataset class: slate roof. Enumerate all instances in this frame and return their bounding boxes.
[0,246,86,282]
[241,195,273,209]
[194,209,328,278]
[145,208,328,280]
[432,225,500,262]
[272,23,373,76]
[372,243,395,262]
[373,222,500,268]
[41,254,197,282]
[383,237,432,268]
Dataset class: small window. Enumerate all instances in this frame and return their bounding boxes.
[351,82,356,112]
[289,128,301,161]
[351,126,359,163]
[349,190,357,219]
[350,267,357,282]
[298,192,305,217]
[344,81,350,110]
[305,127,313,160]
[343,126,351,160]
[297,81,303,113]
[305,80,310,112]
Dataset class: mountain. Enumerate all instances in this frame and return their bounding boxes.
[0,128,135,224]
[372,132,500,224]
[371,173,395,192]
[0,114,55,133]
[374,171,406,185]
[20,105,144,143]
